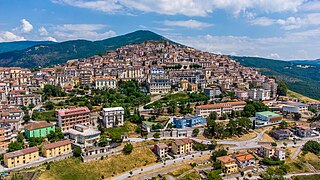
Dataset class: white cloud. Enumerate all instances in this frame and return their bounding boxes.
[53,30,116,41]
[39,26,49,36]
[168,28,320,60]
[0,31,25,42]
[54,24,107,31]
[301,0,320,11]
[250,13,320,30]
[52,0,123,14]
[52,0,305,17]
[43,36,58,42]
[20,19,33,33]
[163,20,212,29]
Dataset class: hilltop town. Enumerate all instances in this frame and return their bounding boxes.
[0,41,320,180]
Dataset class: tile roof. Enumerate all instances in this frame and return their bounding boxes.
[5,146,38,159]
[235,153,255,162]
[42,139,71,150]
[196,101,246,109]
[217,156,236,163]
[25,121,54,131]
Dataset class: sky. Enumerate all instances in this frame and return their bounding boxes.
[0,0,320,60]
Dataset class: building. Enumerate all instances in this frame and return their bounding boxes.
[248,88,271,101]
[149,79,171,94]
[234,153,255,169]
[24,121,55,139]
[66,124,100,148]
[4,146,39,168]
[269,129,292,140]
[154,143,168,158]
[173,115,206,128]
[295,125,312,137]
[216,156,238,174]
[254,111,283,127]
[204,87,221,99]
[94,77,116,89]
[172,138,193,155]
[101,107,124,128]
[56,107,90,131]
[195,101,246,117]
[282,102,308,114]
[235,90,249,100]
[42,139,72,157]
[258,145,285,161]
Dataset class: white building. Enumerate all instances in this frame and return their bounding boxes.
[248,89,271,101]
[282,102,308,114]
[94,78,116,89]
[101,107,124,128]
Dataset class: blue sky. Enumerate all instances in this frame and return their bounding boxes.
[0,0,320,60]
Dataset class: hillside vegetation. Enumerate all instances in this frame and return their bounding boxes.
[232,56,320,100]
[0,30,168,68]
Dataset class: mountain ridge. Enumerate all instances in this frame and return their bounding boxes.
[0,41,56,54]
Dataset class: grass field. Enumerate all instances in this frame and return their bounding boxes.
[301,152,320,170]
[287,90,320,103]
[293,174,320,180]
[259,133,275,143]
[38,148,158,180]
[226,131,257,141]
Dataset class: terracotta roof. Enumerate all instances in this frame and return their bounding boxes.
[5,146,38,158]
[196,101,246,109]
[155,143,168,149]
[217,156,236,163]
[235,153,255,162]
[42,139,71,150]
[173,138,192,146]
[25,121,54,131]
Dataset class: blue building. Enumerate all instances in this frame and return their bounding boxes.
[173,115,206,128]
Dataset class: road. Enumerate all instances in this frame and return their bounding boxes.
[112,150,212,180]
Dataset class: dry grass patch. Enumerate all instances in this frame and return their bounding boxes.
[259,133,275,143]
[226,131,257,141]
[287,90,320,103]
[180,169,201,180]
[38,148,158,180]
[301,152,320,170]
[133,139,174,148]
[169,165,193,177]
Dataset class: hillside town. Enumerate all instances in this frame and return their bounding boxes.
[0,41,320,180]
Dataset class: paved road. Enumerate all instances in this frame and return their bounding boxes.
[284,172,320,178]
[112,150,212,180]
[291,146,303,159]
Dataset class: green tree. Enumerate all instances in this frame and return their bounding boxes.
[192,128,200,137]
[123,143,133,154]
[277,81,288,96]
[99,135,109,147]
[8,142,23,152]
[17,133,25,143]
[303,140,320,155]
[73,146,82,157]
[153,132,160,139]
[23,114,30,123]
[208,112,217,121]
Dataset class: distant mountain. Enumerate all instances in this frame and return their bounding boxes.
[232,56,320,100]
[291,59,320,66]
[0,41,56,54]
[0,30,168,68]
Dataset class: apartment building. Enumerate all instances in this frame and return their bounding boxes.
[216,156,238,174]
[66,124,100,148]
[4,146,39,168]
[258,145,285,161]
[204,87,221,99]
[248,88,271,101]
[94,77,117,89]
[234,153,255,169]
[282,102,308,114]
[154,143,168,158]
[149,79,171,94]
[195,101,246,117]
[172,138,193,155]
[295,125,312,137]
[42,139,72,158]
[56,107,90,131]
[101,107,124,128]
[24,121,55,139]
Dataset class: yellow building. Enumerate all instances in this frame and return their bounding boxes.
[188,83,198,91]
[42,139,72,158]
[172,138,193,155]
[180,79,189,90]
[4,146,39,168]
[216,156,239,174]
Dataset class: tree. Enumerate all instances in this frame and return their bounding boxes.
[271,142,277,146]
[294,113,301,120]
[23,114,30,123]
[99,135,109,147]
[192,128,200,137]
[277,81,288,96]
[73,146,82,157]
[207,170,222,180]
[279,121,288,129]
[8,142,23,152]
[303,140,320,155]
[135,126,142,134]
[153,132,160,139]
[123,143,133,154]
[208,112,217,121]
[17,133,25,143]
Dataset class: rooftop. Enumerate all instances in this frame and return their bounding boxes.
[5,146,38,159]
[25,121,54,131]
[42,139,71,150]
[256,111,281,118]
[56,107,90,116]
[217,156,236,163]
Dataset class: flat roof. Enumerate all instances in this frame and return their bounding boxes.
[256,111,281,117]
[102,107,124,112]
